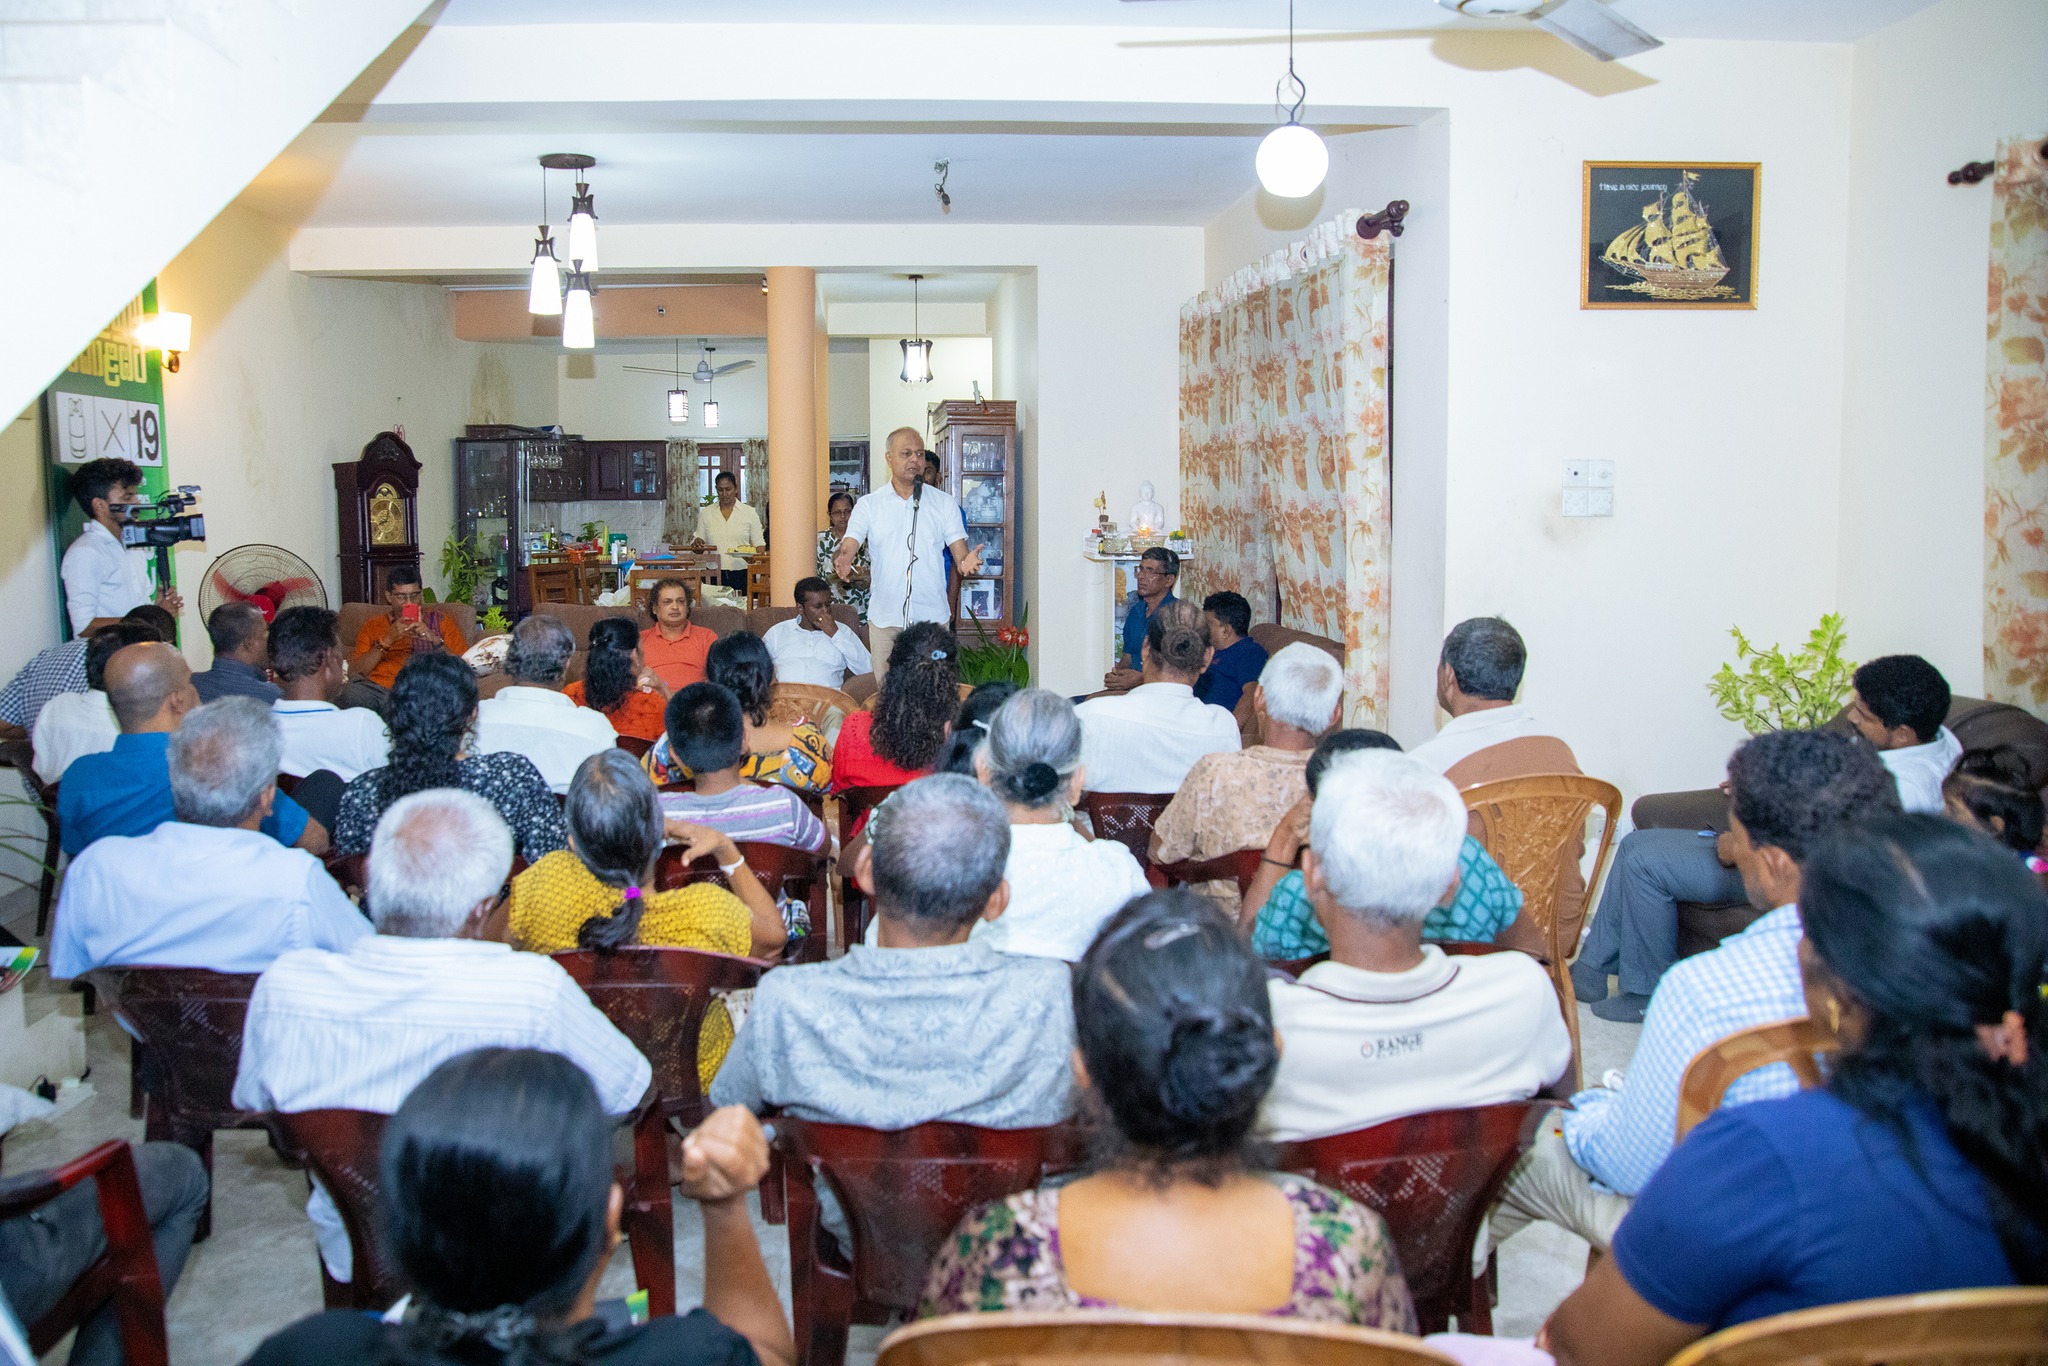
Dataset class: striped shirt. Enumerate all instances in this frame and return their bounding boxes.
[659,783,829,853]
[0,640,87,732]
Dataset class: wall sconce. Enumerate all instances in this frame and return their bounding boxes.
[134,311,193,372]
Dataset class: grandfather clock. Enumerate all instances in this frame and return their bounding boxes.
[335,431,422,603]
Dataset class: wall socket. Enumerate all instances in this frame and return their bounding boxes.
[1563,459,1616,517]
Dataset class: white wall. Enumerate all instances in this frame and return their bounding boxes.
[560,349,770,441]
[988,272,1041,664]
[1836,0,2048,692]
[0,401,56,896]
[866,336,994,491]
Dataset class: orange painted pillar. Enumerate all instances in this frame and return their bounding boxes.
[766,266,818,602]
[814,326,831,530]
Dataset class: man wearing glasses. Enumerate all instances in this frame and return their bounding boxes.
[1101,546,1179,694]
[832,427,980,681]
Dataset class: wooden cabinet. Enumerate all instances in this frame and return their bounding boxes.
[587,441,667,501]
[928,400,1019,628]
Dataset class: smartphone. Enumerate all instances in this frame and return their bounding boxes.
[400,604,422,623]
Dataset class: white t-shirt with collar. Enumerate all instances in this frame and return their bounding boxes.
[1075,681,1241,795]
[761,616,873,690]
[474,685,617,793]
[843,483,968,630]
[1879,726,1962,814]
[60,520,156,634]
[1405,704,1554,775]
[272,699,391,781]
[700,500,765,571]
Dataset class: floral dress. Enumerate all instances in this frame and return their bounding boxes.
[641,722,832,793]
[816,528,871,624]
[918,1173,1416,1329]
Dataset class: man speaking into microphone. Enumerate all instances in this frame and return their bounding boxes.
[833,426,980,681]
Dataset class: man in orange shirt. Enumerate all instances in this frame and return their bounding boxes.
[339,565,467,713]
[640,578,718,692]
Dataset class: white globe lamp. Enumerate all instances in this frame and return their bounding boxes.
[1257,122,1329,198]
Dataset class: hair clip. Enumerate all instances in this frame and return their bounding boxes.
[971,718,991,732]
[930,649,949,661]
[621,885,643,901]
[1142,922,1202,951]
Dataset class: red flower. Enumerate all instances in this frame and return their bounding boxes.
[1016,630,1030,648]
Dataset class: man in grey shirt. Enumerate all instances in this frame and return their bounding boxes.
[711,773,1076,1129]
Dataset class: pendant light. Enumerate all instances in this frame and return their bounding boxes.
[527,163,562,315]
[567,181,599,272]
[665,341,689,423]
[1256,0,1328,198]
[702,383,721,429]
[562,269,595,349]
[899,274,934,385]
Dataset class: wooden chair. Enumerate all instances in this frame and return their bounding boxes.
[878,1311,1459,1366]
[0,737,61,936]
[1662,1286,2048,1366]
[0,1139,170,1366]
[84,967,263,1242]
[1153,848,1266,896]
[1459,773,1622,1092]
[267,1100,678,1317]
[746,559,773,610]
[656,839,827,918]
[529,561,589,607]
[323,851,369,898]
[833,784,899,949]
[615,733,655,758]
[776,1118,1092,1366]
[1077,791,1176,883]
[1676,1017,1839,1141]
[1274,1100,1557,1334]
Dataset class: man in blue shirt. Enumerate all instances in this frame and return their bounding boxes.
[189,602,281,705]
[1192,590,1269,714]
[1103,546,1179,693]
[58,642,324,856]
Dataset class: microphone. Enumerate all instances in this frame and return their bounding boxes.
[905,472,925,620]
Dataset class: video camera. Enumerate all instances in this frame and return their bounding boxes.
[115,485,205,550]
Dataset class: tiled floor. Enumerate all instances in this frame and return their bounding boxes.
[1,888,1640,1364]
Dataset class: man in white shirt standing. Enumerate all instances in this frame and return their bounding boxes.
[691,469,766,594]
[59,458,184,636]
[762,577,872,690]
[474,614,615,793]
[1262,748,1571,1141]
[233,789,651,1286]
[1077,600,1240,794]
[833,426,982,681]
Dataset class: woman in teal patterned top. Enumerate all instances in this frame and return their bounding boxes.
[919,890,1415,1327]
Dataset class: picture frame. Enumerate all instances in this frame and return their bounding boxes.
[1582,162,1759,310]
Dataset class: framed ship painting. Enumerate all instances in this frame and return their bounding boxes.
[1582,162,1759,309]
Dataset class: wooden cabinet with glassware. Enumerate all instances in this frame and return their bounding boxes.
[928,399,1018,628]
[587,440,667,501]
[453,426,583,618]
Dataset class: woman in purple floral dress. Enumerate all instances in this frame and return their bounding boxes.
[919,891,1415,1328]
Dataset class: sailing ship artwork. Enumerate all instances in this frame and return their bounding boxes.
[1582,162,1759,309]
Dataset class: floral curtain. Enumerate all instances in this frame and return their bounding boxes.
[1179,216,1393,726]
[742,439,770,516]
[1984,137,2048,715]
[663,438,699,547]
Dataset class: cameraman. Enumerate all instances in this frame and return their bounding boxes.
[61,458,184,636]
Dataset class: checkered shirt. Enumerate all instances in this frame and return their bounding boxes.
[0,641,88,732]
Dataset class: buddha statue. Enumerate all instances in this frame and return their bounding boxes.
[1130,481,1166,536]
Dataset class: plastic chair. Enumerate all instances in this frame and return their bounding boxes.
[878,1311,1460,1366]
[85,966,263,1242]
[833,784,898,949]
[776,1118,1091,1366]
[1153,848,1266,895]
[0,738,61,936]
[1663,1286,2048,1366]
[1676,1017,1839,1141]
[0,1139,170,1366]
[1077,792,1176,882]
[1273,1100,1558,1334]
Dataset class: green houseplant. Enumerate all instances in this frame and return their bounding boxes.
[478,605,511,636]
[959,604,1031,689]
[1707,612,1857,734]
[439,533,492,608]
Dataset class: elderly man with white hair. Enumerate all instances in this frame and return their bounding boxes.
[1148,641,1344,910]
[1260,750,1572,1142]
[473,613,616,793]
[233,788,651,1287]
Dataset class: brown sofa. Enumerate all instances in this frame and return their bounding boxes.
[507,601,877,700]
[1633,695,2048,957]
[335,601,478,655]
[1233,623,1346,743]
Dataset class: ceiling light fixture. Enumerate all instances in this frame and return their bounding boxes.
[934,160,952,216]
[540,152,599,273]
[667,342,689,423]
[562,269,595,349]
[1255,0,1328,199]
[527,162,562,316]
[899,274,934,385]
[760,275,769,295]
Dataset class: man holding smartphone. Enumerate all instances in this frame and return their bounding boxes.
[340,565,465,713]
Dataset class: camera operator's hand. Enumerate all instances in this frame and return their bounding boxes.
[153,585,184,618]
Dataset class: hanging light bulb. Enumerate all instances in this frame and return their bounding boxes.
[1256,0,1328,199]
[899,274,934,384]
[702,397,721,429]
[562,270,595,349]
[528,227,562,315]
[668,388,690,423]
[567,180,599,272]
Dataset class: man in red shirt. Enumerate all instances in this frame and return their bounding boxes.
[340,565,466,713]
[640,578,717,691]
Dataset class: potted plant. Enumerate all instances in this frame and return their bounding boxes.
[1707,612,1857,734]
[959,604,1031,689]
[439,533,492,609]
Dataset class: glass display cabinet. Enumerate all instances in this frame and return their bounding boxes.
[453,426,579,617]
[928,400,1018,627]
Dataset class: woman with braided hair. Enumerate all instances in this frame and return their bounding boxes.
[243,1046,793,1366]
[919,889,1414,1326]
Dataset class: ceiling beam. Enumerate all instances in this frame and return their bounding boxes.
[452,283,767,341]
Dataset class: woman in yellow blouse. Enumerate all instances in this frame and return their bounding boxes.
[505,749,788,1085]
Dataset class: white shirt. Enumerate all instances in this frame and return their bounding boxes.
[30,689,118,783]
[474,685,618,793]
[272,699,390,781]
[232,935,652,1280]
[60,519,156,634]
[1077,681,1241,794]
[49,822,370,980]
[974,822,1152,962]
[700,500,765,570]
[1406,704,1552,775]
[1880,726,1962,814]
[761,616,872,690]
[1261,946,1572,1142]
[843,483,968,630]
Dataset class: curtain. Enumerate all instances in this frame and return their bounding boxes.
[1179,216,1393,726]
[1984,136,2048,715]
[742,439,770,516]
[663,438,699,547]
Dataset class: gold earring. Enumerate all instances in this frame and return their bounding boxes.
[1826,997,1842,1035]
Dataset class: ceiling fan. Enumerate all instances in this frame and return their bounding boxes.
[1117,0,1661,63]
[623,340,757,385]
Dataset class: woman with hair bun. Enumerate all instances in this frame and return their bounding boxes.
[566,616,671,743]
[919,890,1414,1327]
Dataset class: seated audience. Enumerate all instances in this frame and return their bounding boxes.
[58,652,323,855]
[1192,590,1269,714]
[28,617,159,783]
[334,654,566,864]
[972,688,1149,961]
[1844,653,1962,810]
[1244,730,1530,955]
[1262,749,1571,1141]
[1548,815,2046,1363]
[341,563,465,712]
[189,601,280,704]
[920,890,1414,1327]
[831,623,958,803]
[1494,729,1900,1254]
[234,789,651,1286]
[655,684,828,855]
[1150,642,1341,908]
[1101,546,1179,693]
[1943,748,2047,871]
[564,615,670,743]
[1077,601,1240,793]
[763,576,872,690]
[711,775,1074,1130]
[475,614,616,793]
[50,696,366,979]
[244,1047,793,1366]
[640,578,717,692]
[939,681,1018,775]
[268,605,386,833]
[0,1141,208,1366]
[0,603,169,740]
[645,631,832,792]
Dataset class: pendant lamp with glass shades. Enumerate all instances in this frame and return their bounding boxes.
[1255,0,1327,199]
[899,274,934,385]
[562,270,595,350]
[527,161,562,316]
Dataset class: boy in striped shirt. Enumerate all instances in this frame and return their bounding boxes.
[660,682,829,853]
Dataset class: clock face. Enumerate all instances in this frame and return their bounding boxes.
[369,482,407,546]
